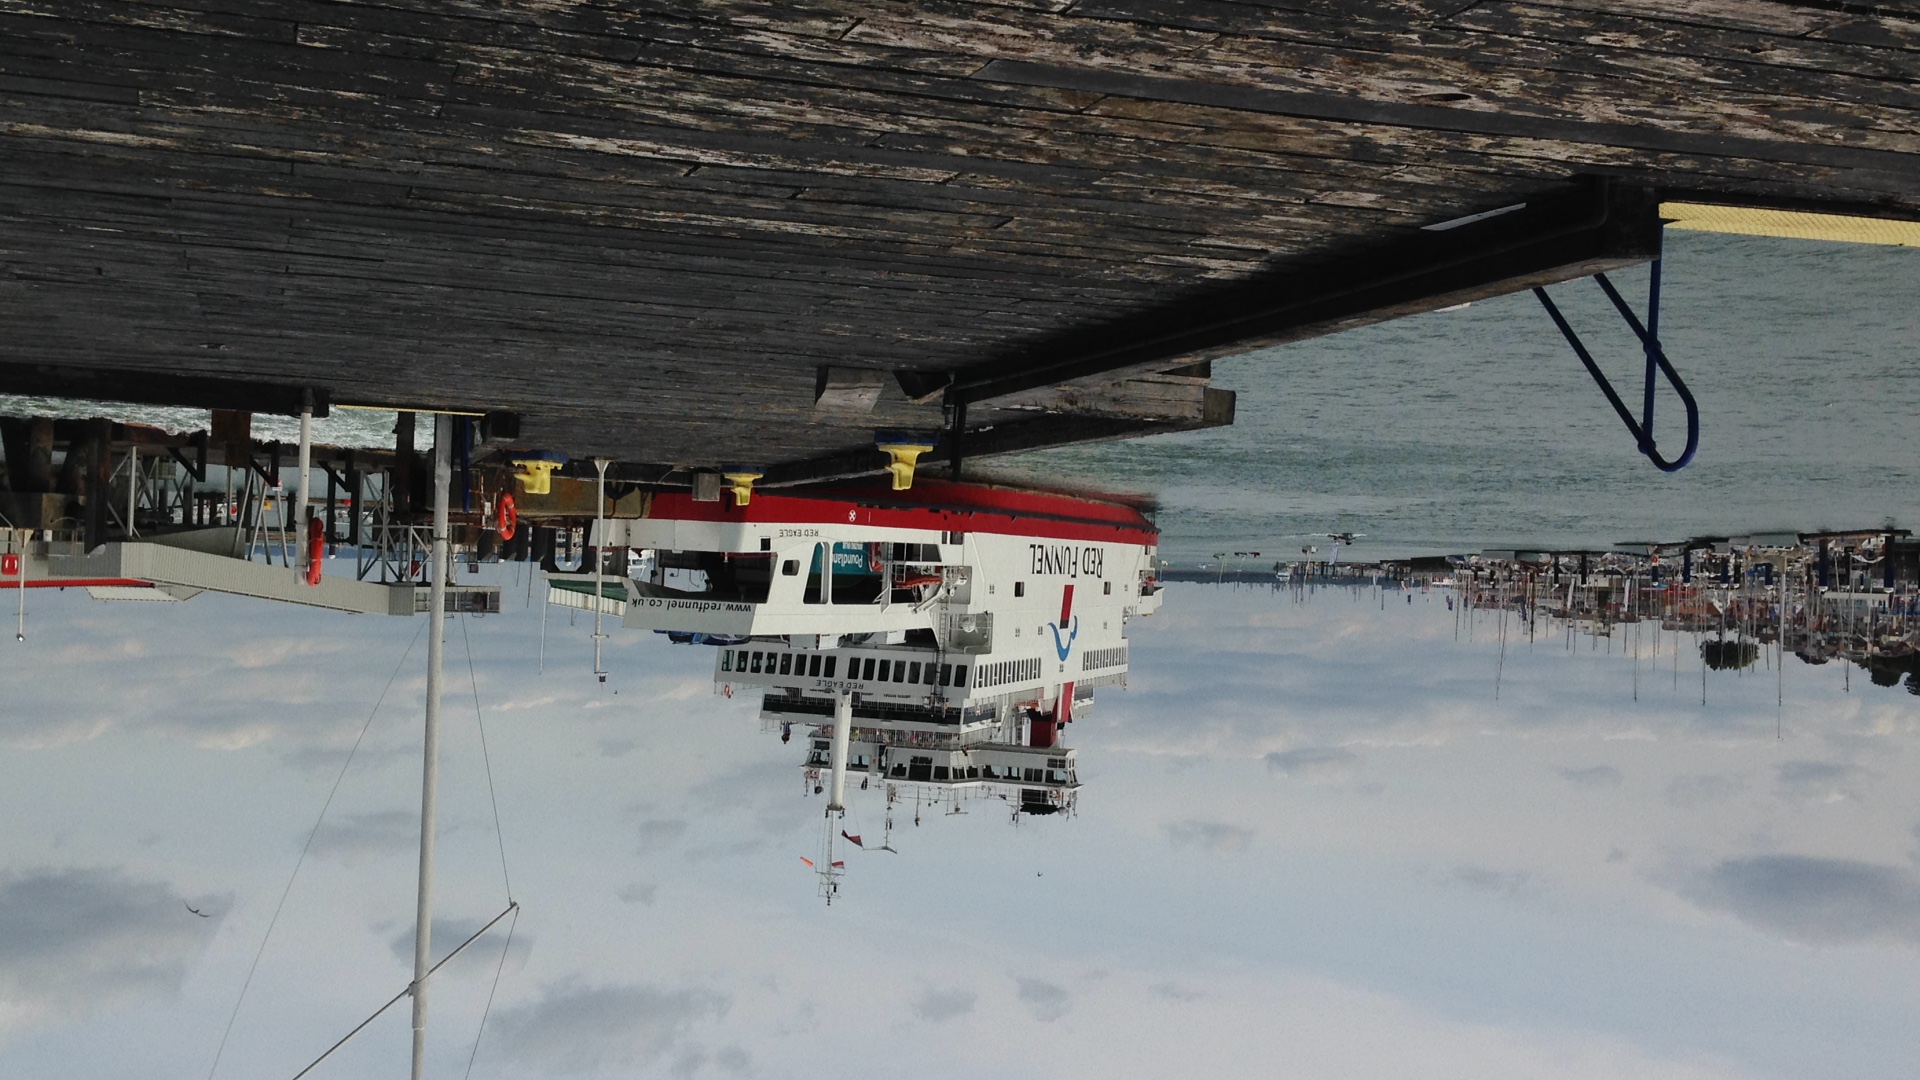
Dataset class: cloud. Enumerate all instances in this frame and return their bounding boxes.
[1666,773,1746,808]
[1163,820,1254,855]
[1775,761,1864,803]
[0,868,221,1035]
[618,882,659,906]
[1557,765,1623,788]
[386,914,530,979]
[308,811,420,861]
[490,980,728,1073]
[1265,747,1359,782]
[1015,977,1072,1022]
[1686,855,1920,946]
[636,819,690,852]
[912,988,977,1022]
[1148,981,1204,1002]
[1435,865,1538,898]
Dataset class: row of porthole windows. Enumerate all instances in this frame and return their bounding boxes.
[887,762,1058,783]
[978,656,1041,688]
[725,650,837,678]
[721,648,969,688]
[1080,645,1126,671]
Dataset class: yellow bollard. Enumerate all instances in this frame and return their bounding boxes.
[512,459,563,495]
[876,442,934,491]
[723,470,763,507]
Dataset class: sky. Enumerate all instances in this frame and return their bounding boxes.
[2,572,1916,1080]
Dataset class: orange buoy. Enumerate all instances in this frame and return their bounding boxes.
[497,492,518,541]
[305,516,324,587]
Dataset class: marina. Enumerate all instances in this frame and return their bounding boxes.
[1,3,1918,1078]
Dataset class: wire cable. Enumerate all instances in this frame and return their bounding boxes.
[459,613,513,900]
[462,905,520,1080]
[206,621,427,1080]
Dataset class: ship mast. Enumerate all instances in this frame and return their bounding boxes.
[826,689,853,814]
[410,414,452,1080]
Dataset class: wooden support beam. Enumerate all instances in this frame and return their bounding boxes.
[924,178,1662,406]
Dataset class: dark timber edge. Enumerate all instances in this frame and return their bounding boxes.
[918,178,1662,407]
[760,393,1235,489]
[0,362,331,419]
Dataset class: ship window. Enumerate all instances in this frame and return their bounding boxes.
[760,537,771,552]
[892,662,906,683]
[736,650,749,671]
[824,656,837,678]
[720,652,731,672]
[966,766,978,779]
[933,766,950,780]
[1104,581,1111,595]
[1024,768,1042,782]
[862,657,876,681]
[778,653,792,675]
[804,543,829,604]
[939,663,952,685]
[782,559,799,576]
[953,665,968,686]
[923,663,936,685]
[749,651,763,674]
[1014,581,1025,597]
[809,654,822,677]
[908,662,921,683]
[1047,758,1067,769]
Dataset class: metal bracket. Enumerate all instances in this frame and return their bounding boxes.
[1533,255,1699,472]
[167,437,207,483]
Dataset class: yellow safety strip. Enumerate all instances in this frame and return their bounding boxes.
[1660,202,1920,248]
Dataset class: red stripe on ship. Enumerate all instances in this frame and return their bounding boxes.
[649,481,1157,546]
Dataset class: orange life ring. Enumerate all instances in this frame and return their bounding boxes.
[496,492,518,541]
[305,516,324,587]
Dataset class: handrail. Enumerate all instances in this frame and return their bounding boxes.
[1533,255,1700,472]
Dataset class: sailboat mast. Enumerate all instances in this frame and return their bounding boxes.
[411,413,452,1080]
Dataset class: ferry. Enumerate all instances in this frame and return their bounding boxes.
[568,479,1162,897]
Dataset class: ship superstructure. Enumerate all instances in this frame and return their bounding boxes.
[579,480,1161,893]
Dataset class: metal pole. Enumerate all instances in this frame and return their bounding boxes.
[15,567,23,641]
[827,690,853,814]
[126,446,138,538]
[294,404,313,568]
[410,413,452,1080]
[593,458,610,683]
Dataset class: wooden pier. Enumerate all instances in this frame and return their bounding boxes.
[2,1,1916,481]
